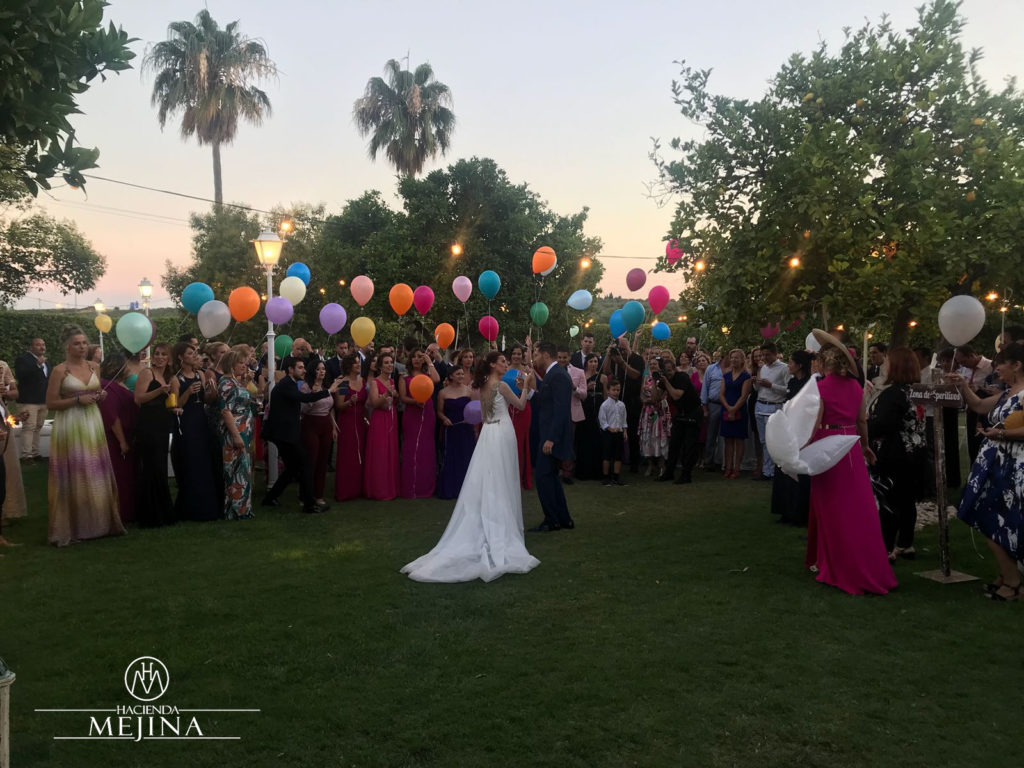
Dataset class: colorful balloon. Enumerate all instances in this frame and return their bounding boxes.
[389,283,414,316]
[566,289,593,311]
[350,275,374,307]
[181,282,214,315]
[319,303,347,335]
[805,332,821,352]
[197,300,231,338]
[478,270,501,300]
[938,295,986,346]
[350,316,376,348]
[434,322,455,349]
[541,256,558,277]
[452,275,473,303]
[94,314,112,334]
[478,315,499,341]
[648,285,670,315]
[529,302,550,326]
[609,309,626,339]
[413,285,435,315]
[114,312,150,353]
[463,399,483,425]
[626,268,647,292]
[228,286,260,322]
[652,321,671,341]
[409,374,434,404]
[665,239,684,265]
[274,334,294,359]
[285,262,311,285]
[621,300,646,333]
[279,275,307,305]
[266,296,294,325]
[532,246,556,274]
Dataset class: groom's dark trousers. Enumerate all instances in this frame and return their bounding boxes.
[535,453,571,528]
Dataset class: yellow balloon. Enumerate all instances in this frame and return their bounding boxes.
[94,313,112,333]
[350,316,376,348]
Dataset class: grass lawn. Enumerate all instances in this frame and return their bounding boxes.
[0,460,1017,768]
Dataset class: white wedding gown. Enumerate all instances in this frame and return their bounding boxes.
[401,388,540,583]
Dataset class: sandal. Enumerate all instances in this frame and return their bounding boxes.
[987,582,1022,602]
[983,577,1004,594]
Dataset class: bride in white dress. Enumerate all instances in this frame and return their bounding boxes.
[401,351,540,583]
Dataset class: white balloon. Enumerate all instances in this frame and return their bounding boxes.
[938,295,986,346]
[197,300,231,338]
[805,331,821,352]
[279,275,307,305]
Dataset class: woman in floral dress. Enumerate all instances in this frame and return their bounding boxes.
[639,356,670,476]
[218,350,258,519]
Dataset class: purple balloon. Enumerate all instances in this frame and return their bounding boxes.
[266,296,294,325]
[319,303,347,335]
[463,399,483,425]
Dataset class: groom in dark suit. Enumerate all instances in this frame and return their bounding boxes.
[529,342,575,532]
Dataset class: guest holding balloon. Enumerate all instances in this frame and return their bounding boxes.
[365,351,400,500]
[98,352,138,526]
[218,350,259,519]
[134,342,178,527]
[399,350,440,498]
[299,359,336,508]
[505,343,533,490]
[719,349,752,479]
[437,367,477,499]
[574,353,606,480]
[334,354,367,502]
[603,337,645,473]
[171,342,221,522]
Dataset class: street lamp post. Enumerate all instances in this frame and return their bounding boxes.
[93,298,105,359]
[252,231,284,484]
[138,277,153,367]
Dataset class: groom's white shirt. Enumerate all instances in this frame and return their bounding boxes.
[545,361,558,376]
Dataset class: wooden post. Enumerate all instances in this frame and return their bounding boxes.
[933,409,950,577]
[0,666,14,768]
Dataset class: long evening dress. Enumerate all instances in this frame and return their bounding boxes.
[574,375,604,480]
[437,395,475,499]
[0,361,26,520]
[510,397,533,490]
[174,373,221,521]
[805,373,897,595]
[402,386,540,582]
[364,378,399,500]
[400,376,437,499]
[48,370,125,546]
[218,377,257,519]
[335,382,367,501]
[135,377,175,528]
[98,379,138,525]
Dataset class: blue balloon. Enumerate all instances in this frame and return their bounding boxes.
[502,368,523,396]
[478,270,501,300]
[286,262,311,285]
[652,321,671,341]
[566,289,593,311]
[609,309,626,339]
[621,300,646,333]
[181,282,214,315]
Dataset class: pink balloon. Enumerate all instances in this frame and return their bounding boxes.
[350,275,374,307]
[665,239,684,265]
[478,315,499,341]
[266,296,294,325]
[626,268,647,292]
[413,285,434,315]
[648,285,670,316]
[759,323,779,339]
[452,275,472,303]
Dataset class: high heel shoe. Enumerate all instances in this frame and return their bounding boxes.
[987,581,1022,602]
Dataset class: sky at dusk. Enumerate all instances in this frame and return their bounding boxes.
[18,0,1024,312]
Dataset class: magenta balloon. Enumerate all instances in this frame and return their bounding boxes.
[648,285,670,316]
[452,275,473,303]
[478,315,499,341]
[319,303,347,334]
[463,399,483,425]
[413,285,435,315]
[266,296,294,325]
[626,268,647,292]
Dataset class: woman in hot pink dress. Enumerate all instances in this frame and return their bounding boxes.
[399,349,439,498]
[364,351,399,500]
[333,354,367,502]
[805,338,897,596]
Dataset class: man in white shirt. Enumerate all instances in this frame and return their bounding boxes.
[752,342,790,480]
[557,346,588,484]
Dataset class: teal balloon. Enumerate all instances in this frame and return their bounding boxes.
[478,270,501,300]
[621,300,646,333]
[529,301,550,326]
[286,262,311,285]
[652,321,671,341]
[274,334,294,359]
[115,312,152,354]
[181,282,214,314]
[609,309,626,339]
[566,289,593,311]
[124,373,139,392]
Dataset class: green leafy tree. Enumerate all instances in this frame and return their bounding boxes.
[652,0,1024,347]
[0,0,135,196]
[143,10,276,206]
[353,59,455,177]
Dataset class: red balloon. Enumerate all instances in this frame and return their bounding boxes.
[478,315,499,341]
[413,285,435,315]
[648,285,670,315]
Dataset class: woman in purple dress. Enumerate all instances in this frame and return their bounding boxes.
[333,354,367,501]
[98,353,138,526]
[364,351,400,500]
[719,349,752,478]
[805,335,897,596]
[399,349,440,498]
[436,367,477,499]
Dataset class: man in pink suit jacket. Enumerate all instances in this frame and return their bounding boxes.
[558,347,588,482]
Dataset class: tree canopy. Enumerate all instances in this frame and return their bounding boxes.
[652,0,1024,347]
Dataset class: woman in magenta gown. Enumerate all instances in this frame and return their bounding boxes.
[98,353,138,526]
[399,349,440,498]
[333,354,367,502]
[364,351,400,500]
[805,340,897,596]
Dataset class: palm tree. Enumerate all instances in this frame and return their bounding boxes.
[353,59,455,177]
[143,10,276,206]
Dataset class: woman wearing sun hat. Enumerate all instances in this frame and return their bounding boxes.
[804,329,897,595]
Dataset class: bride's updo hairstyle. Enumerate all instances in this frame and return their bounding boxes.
[473,351,502,391]
[60,324,87,353]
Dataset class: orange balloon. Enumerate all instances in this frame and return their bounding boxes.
[389,283,414,316]
[434,322,455,349]
[532,246,556,274]
[409,374,434,404]
[228,286,260,322]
